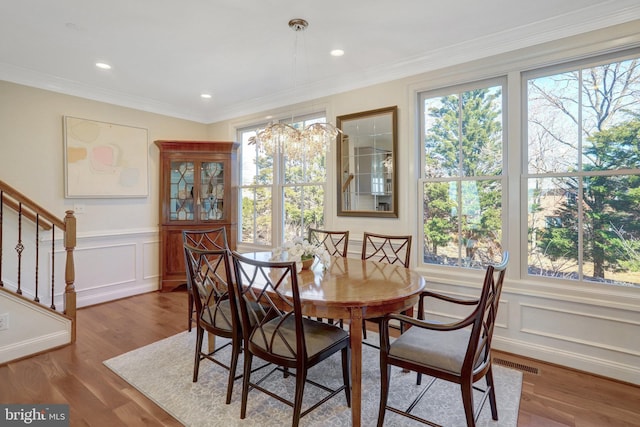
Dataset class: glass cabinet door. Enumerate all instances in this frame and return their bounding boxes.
[169,159,226,222]
[199,161,225,221]
[170,161,195,221]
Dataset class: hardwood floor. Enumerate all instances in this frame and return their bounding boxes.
[1,291,639,426]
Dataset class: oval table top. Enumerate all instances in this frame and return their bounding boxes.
[241,252,426,319]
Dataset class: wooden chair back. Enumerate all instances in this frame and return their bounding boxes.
[361,232,412,267]
[183,244,236,334]
[182,227,229,331]
[308,228,349,257]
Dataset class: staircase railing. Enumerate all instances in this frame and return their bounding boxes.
[0,180,76,342]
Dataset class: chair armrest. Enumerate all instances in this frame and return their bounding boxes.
[384,312,475,332]
[417,290,479,320]
[421,290,479,305]
[378,311,478,352]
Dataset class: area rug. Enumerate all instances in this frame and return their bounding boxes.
[104,331,521,426]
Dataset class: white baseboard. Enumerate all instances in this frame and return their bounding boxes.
[76,282,160,308]
[0,330,71,364]
[493,336,640,385]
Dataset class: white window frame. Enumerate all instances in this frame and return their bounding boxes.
[521,48,640,287]
[417,77,508,271]
[237,112,329,249]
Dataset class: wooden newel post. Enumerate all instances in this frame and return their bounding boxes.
[64,210,77,342]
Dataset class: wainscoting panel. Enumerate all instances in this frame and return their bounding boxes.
[46,229,160,309]
[73,243,138,290]
[521,303,640,357]
[143,239,160,281]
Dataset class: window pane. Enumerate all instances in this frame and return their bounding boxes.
[583,175,640,286]
[283,118,328,184]
[240,187,271,245]
[423,181,458,264]
[241,130,272,186]
[459,179,503,267]
[283,147,326,184]
[460,87,503,177]
[527,72,580,174]
[424,95,458,178]
[527,176,580,280]
[424,87,503,178]
[423,179,502,268]
[581,58,640,170]
[283,184,325,242]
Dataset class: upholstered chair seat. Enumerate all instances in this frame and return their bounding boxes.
[250,316,350,359]
[389,326,474,375]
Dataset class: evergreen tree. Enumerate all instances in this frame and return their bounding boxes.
[539,120,640,278]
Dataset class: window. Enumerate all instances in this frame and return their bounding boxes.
[419,79,505,269]
[238,113,327,247]
[526,52,640,286]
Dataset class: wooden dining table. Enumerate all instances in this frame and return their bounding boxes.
[241,252,426,427]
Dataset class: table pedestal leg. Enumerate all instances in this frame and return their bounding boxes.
[349,308,363,427]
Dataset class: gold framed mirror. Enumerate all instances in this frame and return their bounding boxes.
[336,106,398,217]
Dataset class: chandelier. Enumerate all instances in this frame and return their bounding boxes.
[249,19,341,157]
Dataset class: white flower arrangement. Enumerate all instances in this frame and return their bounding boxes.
[271,236,331,271]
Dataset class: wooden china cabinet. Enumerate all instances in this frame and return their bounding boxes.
[155,140,239,292]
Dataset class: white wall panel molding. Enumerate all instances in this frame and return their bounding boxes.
[76,227,157,240]
[40,227,157,243]
[64,230,160,308]
[504,280,640,312]
[520,303,640,357]
[422,270,640,312]
[71,243,137,291]
[142,240,159,281]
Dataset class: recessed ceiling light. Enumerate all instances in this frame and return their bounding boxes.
[95,62,111,70]
[200,93,212,99]
[330,49,344,57]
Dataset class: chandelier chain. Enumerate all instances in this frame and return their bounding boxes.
[249,18,341,158]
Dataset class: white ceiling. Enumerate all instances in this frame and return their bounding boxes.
[2,1,639,124]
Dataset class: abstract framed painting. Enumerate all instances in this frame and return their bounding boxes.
[64,116,149,198]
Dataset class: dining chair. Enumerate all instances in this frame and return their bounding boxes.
[231,252,351,427]
[308,228,349,257]
[308,228,349,326]
[183,242,240,404]
[361,232,412,342]
[376,252,509,427]
[183,227,229,331]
